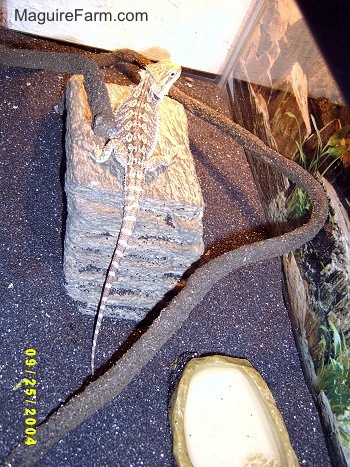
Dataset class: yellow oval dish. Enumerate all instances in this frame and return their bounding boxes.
[169,355,299,467]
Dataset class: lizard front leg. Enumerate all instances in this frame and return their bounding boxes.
[80,128,109,162]
[90,139,115,164]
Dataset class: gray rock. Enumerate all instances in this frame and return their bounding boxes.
[63,75,204,320]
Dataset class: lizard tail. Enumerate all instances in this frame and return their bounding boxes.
[91,181,143,375]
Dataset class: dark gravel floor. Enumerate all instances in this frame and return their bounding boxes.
[0,29,331,466]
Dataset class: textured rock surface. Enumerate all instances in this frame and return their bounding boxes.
[231,48,350,464]
[262,62,311,159]
[284,235,350,465]
[318,180,350,334]
[232,0,344,105]
[284,180,350,350]
[231,79,289,235]
[63,76,204,320]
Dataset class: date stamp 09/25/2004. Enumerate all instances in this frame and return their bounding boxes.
[12,348,38,446]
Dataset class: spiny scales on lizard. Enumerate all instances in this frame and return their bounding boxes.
[90,60,181,374]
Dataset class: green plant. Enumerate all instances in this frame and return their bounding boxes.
[316,320,350,446]
[285,112,350,221]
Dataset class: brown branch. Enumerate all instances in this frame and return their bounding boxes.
[0,46,116,138]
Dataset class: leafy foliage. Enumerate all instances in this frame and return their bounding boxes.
[316,320,350,446]
[285,112,350,221]
[284,113,350,446]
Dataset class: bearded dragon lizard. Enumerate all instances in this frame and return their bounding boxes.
[90,60,181,374]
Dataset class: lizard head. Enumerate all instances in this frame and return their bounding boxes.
[144,59,181,100]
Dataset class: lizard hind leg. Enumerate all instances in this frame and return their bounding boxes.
[145,144,181,182]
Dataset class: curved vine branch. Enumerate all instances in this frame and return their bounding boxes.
[0,46,117,137]
[1,48,328,466]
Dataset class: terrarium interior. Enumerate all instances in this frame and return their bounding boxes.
[226,0,350,463]
[1,0,349,465]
